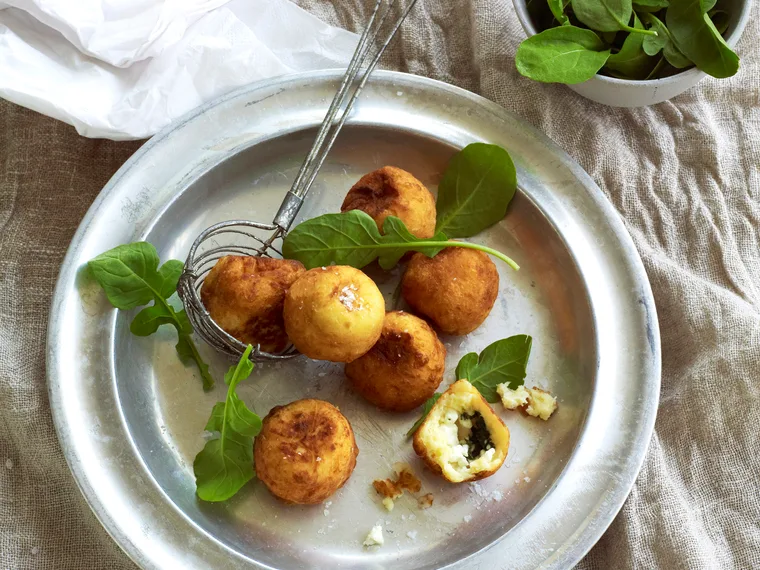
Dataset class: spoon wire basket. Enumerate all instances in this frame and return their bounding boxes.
[177,0,419,362]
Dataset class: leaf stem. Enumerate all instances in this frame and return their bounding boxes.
[416,241,520,270]
[156,294,213,390]
[621,24,658,36]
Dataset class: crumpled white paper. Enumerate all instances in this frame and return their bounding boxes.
[0,0,357,139]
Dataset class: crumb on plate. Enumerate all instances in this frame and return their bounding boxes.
[497,384,557,420]
[373,465,421,500]
[418,493,434,509]
[524,387,558,420]
[497,384,529,410]
[363,524,384,547]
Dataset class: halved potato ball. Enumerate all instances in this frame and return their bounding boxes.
[413,380,509,483]
[345,311,446,412]
[341,166,436,238]
[401,247,499,335]
[283,266,385,362]
[200,255,305,352]
[254,399,359,504]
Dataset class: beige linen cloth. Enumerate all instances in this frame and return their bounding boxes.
[1,0,759,568]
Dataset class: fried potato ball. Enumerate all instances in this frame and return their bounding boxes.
[413,380,509,483]
[345,311,446,412]
[283,266,385,362]
[254,399,359,504]
[200,255,305,353]
[401,247,499,335]
[341,166,436,238]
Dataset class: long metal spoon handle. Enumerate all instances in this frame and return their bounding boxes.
[272,0,417,232]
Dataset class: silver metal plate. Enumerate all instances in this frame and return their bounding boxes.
[47,70,660,570]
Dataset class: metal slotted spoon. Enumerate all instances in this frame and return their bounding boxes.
[177,0,420,362]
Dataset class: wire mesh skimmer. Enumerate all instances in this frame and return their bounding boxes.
[177,0,420,362]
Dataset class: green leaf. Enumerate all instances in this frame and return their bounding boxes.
[633,0,669,11]
[176,334,214,391]
[644,55,668,79]
[378,217,449,270]
[699,0,716,11]
[435,143,517,239]
[456,335,533,403]
[283,210,519,271]
[88,242,161,310]
[406,393,442,438]
[571,0,632,31]
[89,242,214,391]
[548,0,571,24]
[708,9,729,34]
[605,13,659,79]
[640,12,693,67]
[194,346,262,502]
[155,259,184,299]
[516,26,611,84]
[130,303,175,336]
[282,210,384,269]
[204,402,226,432]
[455,352,478,381]
[666,0,738,78]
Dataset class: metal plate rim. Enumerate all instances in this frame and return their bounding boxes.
[47,69,661,570]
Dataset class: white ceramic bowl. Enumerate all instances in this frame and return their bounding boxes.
[512,0,752,106]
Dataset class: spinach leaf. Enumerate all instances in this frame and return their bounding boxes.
[380,217,449,268]
[605,13,659,79]
[456,351,479,382]
[640,12,693,67]
[456,335,533,403]
[571,0,657,33]
[405,393,442,438]
[283,210,519,271]
[548,0,571,25]
[708,8,729,35]
[515,26,611,84]
[194,345,262,502]
[406,335,534,436]
[435,143,517,238]
[644,55,668,79]
[666,0,738,78]
[633,0,669,10]
[88,242,214,390]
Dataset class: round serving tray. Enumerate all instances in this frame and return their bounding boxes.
[48,70,660,570]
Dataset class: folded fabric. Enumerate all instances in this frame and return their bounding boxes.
[0,0,357,139]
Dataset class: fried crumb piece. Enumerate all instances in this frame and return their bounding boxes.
[418,493,434,509]
[382,497,395,511]
[397,468,422,493]
[524,387,558,420]
[363,524,384,547]
[497,384,558,420]
[373,466,422,500]
[497,384,530,410]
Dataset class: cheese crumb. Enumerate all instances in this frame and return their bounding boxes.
[339,284,360,311]
[497,384,558,420]
[363,524,384,547]
[497,384,530,410]
[463,515,472,523]
[382,497,394,511]
[418,493,434,509]
[406,530,418,540]
[525,387,558,420]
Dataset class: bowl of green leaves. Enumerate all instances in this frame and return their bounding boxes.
[512,0,752,106]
